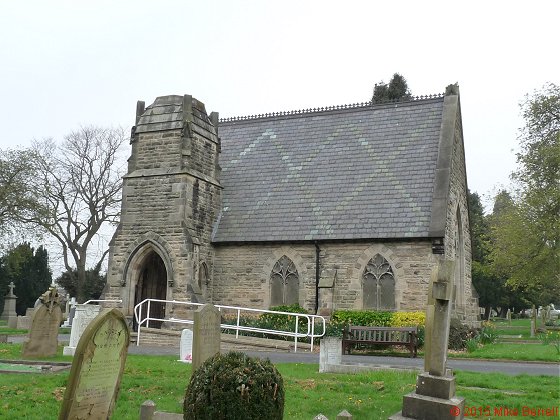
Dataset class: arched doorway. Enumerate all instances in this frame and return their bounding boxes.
[134,250,167,329]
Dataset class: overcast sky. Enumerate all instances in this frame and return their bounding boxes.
[1,0,558,210]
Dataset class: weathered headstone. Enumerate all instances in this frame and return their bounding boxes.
[390,259,465,420]
[1,282,18,328]
[319,337,342,373]
[179,328,193,363]
[62,297,77,328]
[192,304,221,370]
[530,304,537,337]
[63,304,102,356]
[59,308,130,419]
[22,287,62,358]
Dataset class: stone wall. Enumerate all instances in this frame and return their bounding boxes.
[212,241,441,314]
[442,102,479,325]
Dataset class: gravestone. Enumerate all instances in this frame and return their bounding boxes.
[62,297,77,328]
[192,304,221,370]
[179,329,193,363]
[22,287,62,358]
[390,259,465,420]
[530,305,537,337]
[59,308,130,420]
[1,282,18,328]
[319,337,342,373]
[63,304,102,356]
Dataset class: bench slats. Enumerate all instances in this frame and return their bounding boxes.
[342,325,418,358]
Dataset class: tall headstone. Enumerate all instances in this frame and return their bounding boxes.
[192,304,221,370]
[59,308,130,420]
[22,286,62,358]
[319,337,342,373]
[390,259,465,420]
[179,329,193,363]
[1,282,18,328]
[530,305,537,337]
[63,304,102,356]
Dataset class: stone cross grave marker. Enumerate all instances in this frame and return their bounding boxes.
[390,259,465,420]
[192,304,221,370]
[59,308,130,420]
[22,286,62,358]
[1,281,18,328]
[319,337,342,373]
[63,304,102,356]
[179,328,193,363]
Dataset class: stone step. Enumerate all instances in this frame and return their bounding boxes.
[130,328,313,353]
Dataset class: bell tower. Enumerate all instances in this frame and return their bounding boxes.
[105,95,221,321]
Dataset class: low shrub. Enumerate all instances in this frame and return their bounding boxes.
[184,352,284,420]
[478,321,498,344]
[331,310,393,326]
[466,337,480,353]
[448,318,479,350]
[390,311,426,327]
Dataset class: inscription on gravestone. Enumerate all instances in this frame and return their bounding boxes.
[59,308,130,420]
[192,304,221,370]
[319,337,342,373]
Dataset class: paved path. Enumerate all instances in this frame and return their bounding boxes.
[9,334,558,376]
[128,344,559,376]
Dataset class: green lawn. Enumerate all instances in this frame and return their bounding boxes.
[0,343,558,419]
[453,342,559,362]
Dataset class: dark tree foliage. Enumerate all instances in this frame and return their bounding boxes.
[467,190,489,263]
[55,263,106,301]
[0,243,52,315]
[372,73,412,103]
[468,190,527,318]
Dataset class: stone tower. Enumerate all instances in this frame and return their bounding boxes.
[105,95,221,323]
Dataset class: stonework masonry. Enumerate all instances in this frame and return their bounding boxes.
[213,241,438,313]
[105,89,480,328]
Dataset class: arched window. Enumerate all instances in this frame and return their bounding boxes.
[454,207,465,308]
[270,255,299,306]
[198,262,208,290]
[362,254,395,310]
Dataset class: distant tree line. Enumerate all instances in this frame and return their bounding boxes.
[470,83,560,317]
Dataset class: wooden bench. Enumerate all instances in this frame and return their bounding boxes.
[342,325,418,358]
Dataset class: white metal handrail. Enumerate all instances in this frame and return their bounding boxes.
[133,298,326,352]
[83,299,123,305]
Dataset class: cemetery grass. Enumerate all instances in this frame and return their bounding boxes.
[0,344,558,419]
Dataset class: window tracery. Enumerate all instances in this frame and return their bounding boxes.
[362,254,395,310]
[270,255,299,306]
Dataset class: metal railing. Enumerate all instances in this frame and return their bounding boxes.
[133,298,326,352]
[83,299,123,305]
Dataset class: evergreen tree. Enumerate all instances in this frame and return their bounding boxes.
[55,263,106,301]
[0,243,52,315]
[372,73,412,103]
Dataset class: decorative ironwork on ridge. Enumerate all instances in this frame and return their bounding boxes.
[219,93,445,123]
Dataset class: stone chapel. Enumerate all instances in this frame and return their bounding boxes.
[104,84,480,326]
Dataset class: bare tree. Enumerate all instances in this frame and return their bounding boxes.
[25,126,127,302]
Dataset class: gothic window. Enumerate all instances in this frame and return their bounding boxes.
[198,262,208,290]
[270,255,299,306]
[362,254,395,310]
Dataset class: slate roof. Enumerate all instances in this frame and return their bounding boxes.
[212,98,445,243]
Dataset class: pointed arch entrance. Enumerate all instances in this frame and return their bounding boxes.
[123,240,173,330]
[134,250,167,329]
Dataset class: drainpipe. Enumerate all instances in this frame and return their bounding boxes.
[314,241,320,314]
